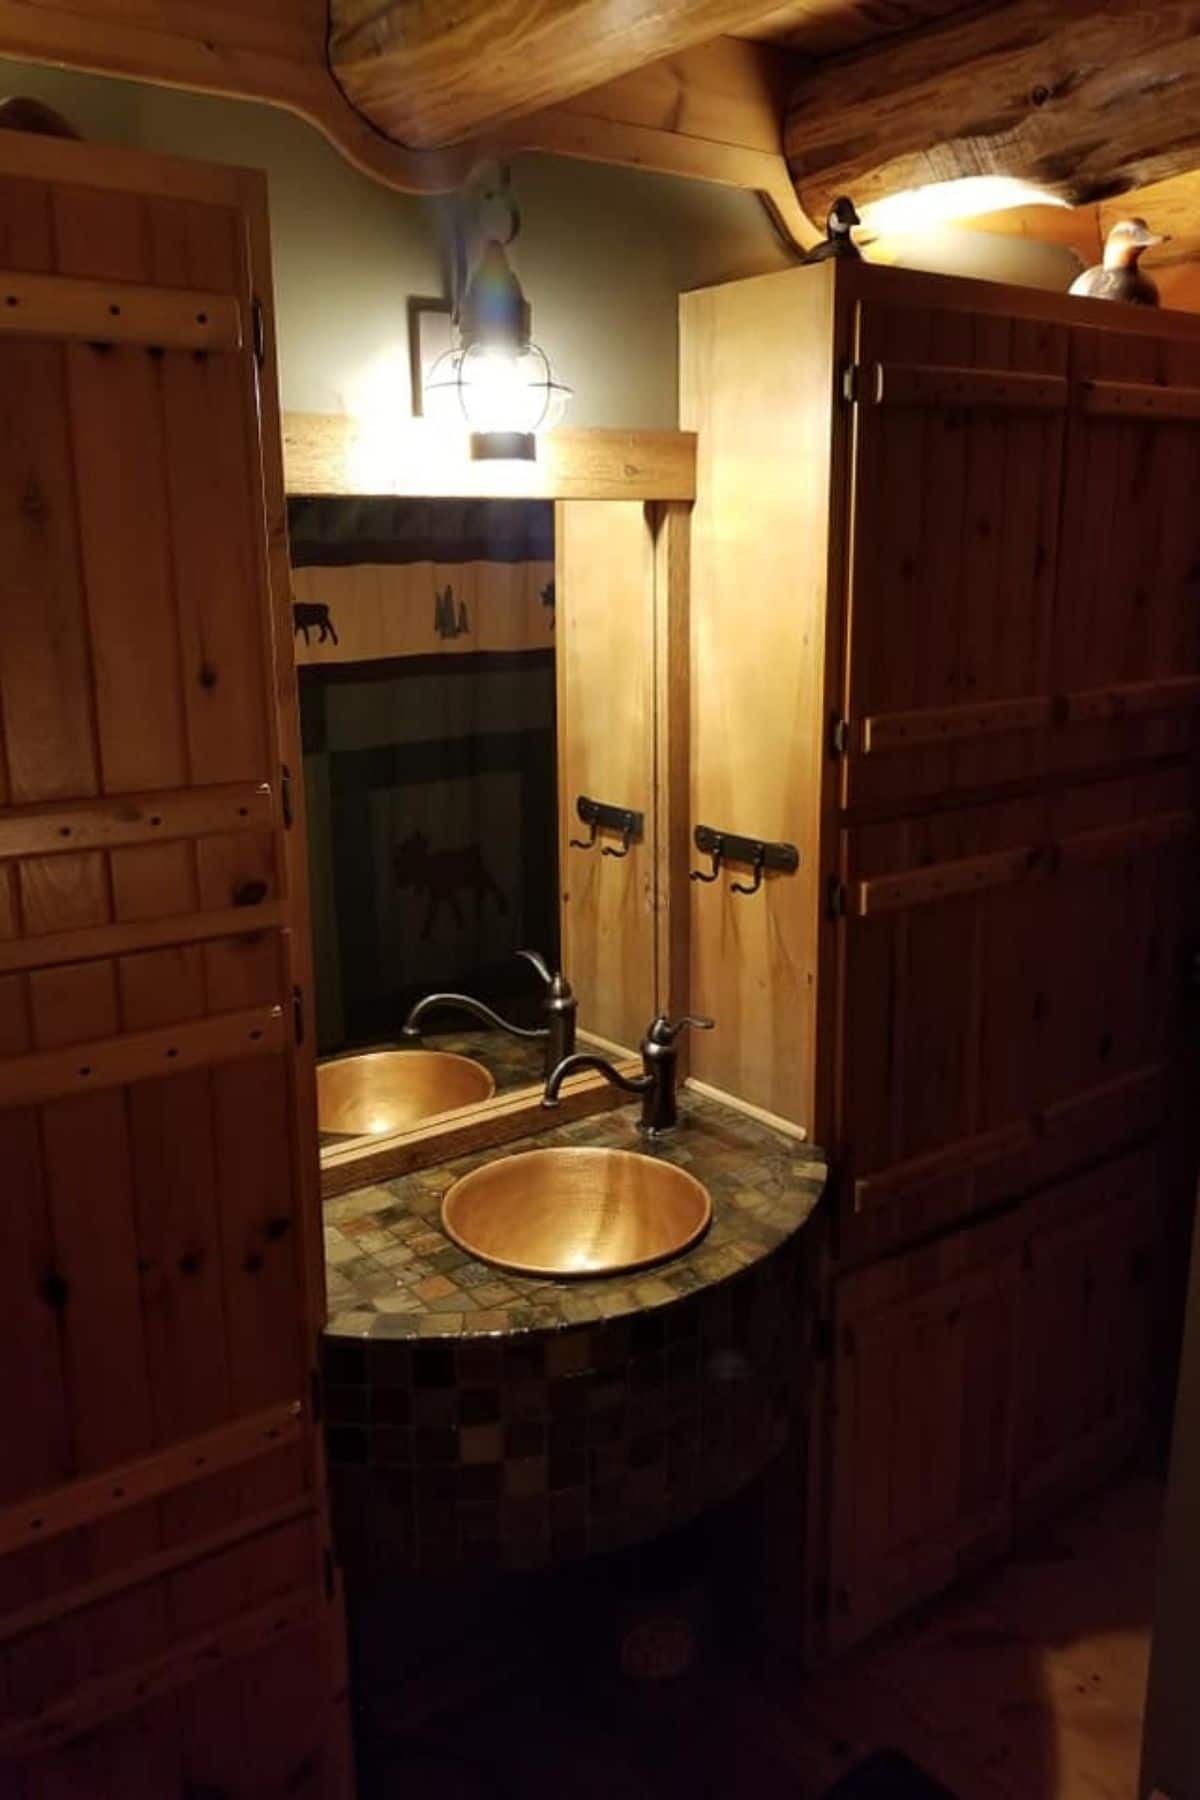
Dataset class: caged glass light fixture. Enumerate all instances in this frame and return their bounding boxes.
[424,165,571,462]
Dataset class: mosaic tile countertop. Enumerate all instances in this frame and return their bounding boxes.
[322,1094,827,1575]
[323,1092,828,1342]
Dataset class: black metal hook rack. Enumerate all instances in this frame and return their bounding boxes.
[569,794,645,859]
[689,825,800,896]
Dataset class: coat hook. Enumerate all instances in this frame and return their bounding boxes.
[601,822,634,859]
[730,845,766,896]
[691,835,723,883]
[572,794,644,855]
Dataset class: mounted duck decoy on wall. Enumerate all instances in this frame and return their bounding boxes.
[1069,218,1166,307]
[801,195,862,264]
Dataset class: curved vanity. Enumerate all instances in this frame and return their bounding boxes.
[320,1093,826,1578]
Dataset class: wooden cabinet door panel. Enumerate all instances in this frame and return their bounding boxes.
[829,1231,1022,1654]
[835,772,1195,1253]
[0,137,338,1780]
[1014,1151,1158,1517]
[843,298,1068,807]
[830,1267,966,1652]
[1053,328,1200,709]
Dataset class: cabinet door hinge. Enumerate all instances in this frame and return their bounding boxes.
[827,874,847,921]
[252,294,266,368]
[281,763,294,829]
[292,984,306,1046]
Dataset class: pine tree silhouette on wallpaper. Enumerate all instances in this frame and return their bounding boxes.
[434,584,470,640]
[394,831,508,938]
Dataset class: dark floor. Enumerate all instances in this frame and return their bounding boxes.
[355,1477,1160,1800]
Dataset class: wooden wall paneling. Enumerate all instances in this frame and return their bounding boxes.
[679,265,834,1129]
[556,500,657,1054]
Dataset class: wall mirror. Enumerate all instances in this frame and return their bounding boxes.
[282,418,695,1193]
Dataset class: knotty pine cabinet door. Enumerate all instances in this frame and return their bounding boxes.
[827,1215,1021,1655]
[840,294,1069,812]
[827,1151,1154,1656]
[0,135,348,1789]
[839,294,1200,811]
[835,765,1195,1263]
[1013,1149,1158,1523]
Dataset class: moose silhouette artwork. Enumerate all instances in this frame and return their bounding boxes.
[292,600,339,646]
[394,831,508,939]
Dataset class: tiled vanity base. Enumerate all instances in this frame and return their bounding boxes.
[321,1097,826,1577]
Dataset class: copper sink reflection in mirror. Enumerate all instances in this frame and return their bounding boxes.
[440,1147,712,1278]
[317,1049,495,1138]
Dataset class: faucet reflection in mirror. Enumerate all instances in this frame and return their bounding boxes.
[403,948,577,1083]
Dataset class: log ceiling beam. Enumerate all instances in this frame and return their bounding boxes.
[328,0,806,149]
[784,0,1200,229]
[0,4,817,249]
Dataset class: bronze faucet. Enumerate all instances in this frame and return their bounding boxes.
[543,1013,714,1137]
[402,950,576,1083]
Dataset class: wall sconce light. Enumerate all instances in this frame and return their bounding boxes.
[423,165,571,462]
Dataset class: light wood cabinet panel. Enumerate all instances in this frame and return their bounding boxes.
[680,267,840,1129]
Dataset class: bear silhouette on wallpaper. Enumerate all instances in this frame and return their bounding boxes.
[292,600,339,646]
[394,831,508,940]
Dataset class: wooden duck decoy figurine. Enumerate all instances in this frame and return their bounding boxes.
[802,196,862,264]
[1069,217,1166,306]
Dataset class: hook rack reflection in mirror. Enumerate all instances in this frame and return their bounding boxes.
[690,833,723,884]
[569,793,644,859]
[691,825,799,896]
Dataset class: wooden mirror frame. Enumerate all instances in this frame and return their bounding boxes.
[282,413,695,1195]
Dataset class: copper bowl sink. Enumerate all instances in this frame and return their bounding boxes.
[440,1147,712,1279]
[317,1049,495,1138]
